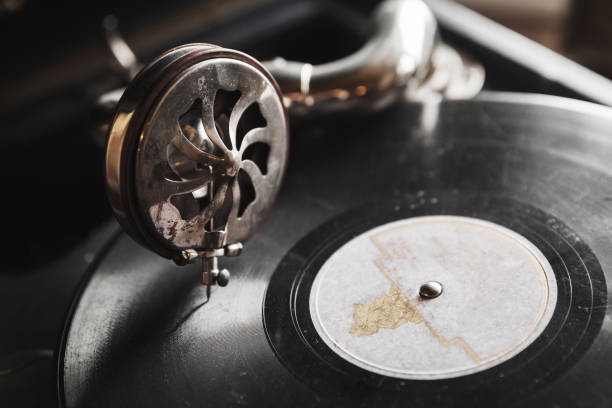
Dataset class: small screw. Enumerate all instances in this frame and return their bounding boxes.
[419,281,443,300]
[224,243,243,257]
[174,249,199,265]
[216,269,230,287]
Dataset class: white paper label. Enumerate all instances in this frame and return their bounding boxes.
[309,216,557,379]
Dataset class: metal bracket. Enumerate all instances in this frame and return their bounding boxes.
[177,243,243,298]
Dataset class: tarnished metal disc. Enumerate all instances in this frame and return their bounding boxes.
[106,44,288,259]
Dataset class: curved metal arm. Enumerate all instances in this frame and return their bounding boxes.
[94,0,482,131]
[263,0,439,115]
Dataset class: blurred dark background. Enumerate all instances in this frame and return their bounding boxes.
[456,0,612,77]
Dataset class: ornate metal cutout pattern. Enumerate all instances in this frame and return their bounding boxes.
[134,58,287,251]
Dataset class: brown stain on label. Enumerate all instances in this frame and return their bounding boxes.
[349,285,424,337]
[345,226,485,364]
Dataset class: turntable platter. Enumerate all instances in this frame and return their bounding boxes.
[60,93,612,407]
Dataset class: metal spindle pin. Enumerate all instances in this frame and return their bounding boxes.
[419,281,443,299]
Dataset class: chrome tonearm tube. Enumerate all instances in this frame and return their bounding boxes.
[266,0,483,115]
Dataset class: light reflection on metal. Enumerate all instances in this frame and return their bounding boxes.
[263,0,465,116]
[412,43,485,101]
[103,15,141,80]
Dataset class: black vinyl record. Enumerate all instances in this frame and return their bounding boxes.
[59,93,612,407]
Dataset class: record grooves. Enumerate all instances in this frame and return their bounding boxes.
[264,193,606,406]
[60,95,612,407]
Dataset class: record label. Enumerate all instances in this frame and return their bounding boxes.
[309,215,557,380]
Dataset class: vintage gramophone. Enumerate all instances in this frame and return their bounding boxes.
[95,0,481,296]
